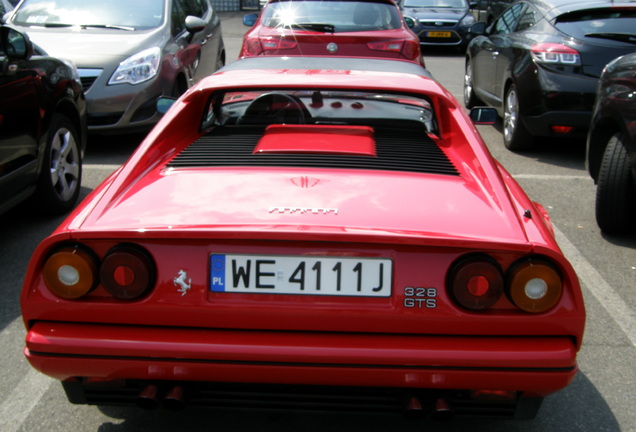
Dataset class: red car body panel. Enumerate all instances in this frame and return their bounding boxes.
[21,57,585,418]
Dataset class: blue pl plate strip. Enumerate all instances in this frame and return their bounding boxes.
[210,254,226,292]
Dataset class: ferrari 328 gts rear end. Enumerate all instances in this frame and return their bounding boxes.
[21,57,585,420]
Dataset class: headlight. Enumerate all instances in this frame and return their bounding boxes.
[108,46,161,86]
[460,15,475,27]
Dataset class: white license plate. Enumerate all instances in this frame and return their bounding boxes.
[210,254,392,297]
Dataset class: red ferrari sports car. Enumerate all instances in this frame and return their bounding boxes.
[21,56,585,420]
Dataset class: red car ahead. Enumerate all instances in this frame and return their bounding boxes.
[241,0,424,66]
[21,56,584,420]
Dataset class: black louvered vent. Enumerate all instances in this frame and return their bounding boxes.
[167,126,459,176]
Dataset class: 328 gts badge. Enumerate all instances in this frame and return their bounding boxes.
[404,286,437,308]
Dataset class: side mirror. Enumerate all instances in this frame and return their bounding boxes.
[243,13,258,27]
[184,15,206,43]
[156,96,176,115]
[468,0,479,8]
[469,107,497,125]
[1,26,33,60]
[468,21,487,36]
[185,16,206,34]
[403,16,416,29]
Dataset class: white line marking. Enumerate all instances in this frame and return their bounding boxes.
[554,226,636,348]
[513,174,590,181]
[84,163,122,171]
[0,367,54,432]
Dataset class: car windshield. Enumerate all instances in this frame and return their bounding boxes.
[402,0,467,8]
[202,89,437,133]
[260,0,403,31]
[555,8,636,44]
[12,0,165,30]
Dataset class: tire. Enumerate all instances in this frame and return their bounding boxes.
[503,84,533,151]
[171,76,188,98]
[34,113,82,215]
[463,60,480,109]
[595,132,635,234]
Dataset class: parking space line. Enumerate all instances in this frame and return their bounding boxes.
[555,226,636,348]
[0,367,54,432]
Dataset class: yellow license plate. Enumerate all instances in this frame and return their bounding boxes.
[427,31,451,38]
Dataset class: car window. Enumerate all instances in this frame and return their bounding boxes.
[179,0,208,18]
[555,8,636,44]
[260,0,403,32]
[12,0,165,30]
[201,89,438,134]
[402,0,468,8]
[491,2,526,35]
[172,0,187,36]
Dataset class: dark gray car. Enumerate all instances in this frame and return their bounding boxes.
[6,0,225,134]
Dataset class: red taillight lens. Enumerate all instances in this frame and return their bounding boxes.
[448,257,503,310]
[401,40,421,61]
[43,246,98,299]
[244,38,263,56]
[507,258,562,313]
[100,245,155,300]
[531,43,580,65]
[550,125,574,135]
[368,39,405,53]
[260,37,297,51]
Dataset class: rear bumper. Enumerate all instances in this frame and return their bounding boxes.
[25,321,578,396]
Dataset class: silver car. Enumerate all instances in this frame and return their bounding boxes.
[7,0,225,134]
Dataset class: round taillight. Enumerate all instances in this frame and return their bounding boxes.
[507,259,562,313]
[449,257,503,310]
[100,245,155,300]
[43,246,98,299]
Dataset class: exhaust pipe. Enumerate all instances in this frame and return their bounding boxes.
[431,398,454,421]
[162,385,187,411]
[136,384,160,409]
[403,396,424,420]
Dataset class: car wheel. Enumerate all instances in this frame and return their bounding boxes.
[35,114,82,215]
[172,76,188,98]
[503,84,533,151]
[463,60,480,109]
[215,52,225,71]
[595,132,635,234]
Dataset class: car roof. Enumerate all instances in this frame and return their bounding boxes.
[525,0,636,17]
[221,56,433,79]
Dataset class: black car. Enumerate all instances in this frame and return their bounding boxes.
[401,0,477,51]
[0,24,87,216]
[464,0,636,151]
[586,52,636,234]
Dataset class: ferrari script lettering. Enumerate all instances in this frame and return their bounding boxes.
[269,206,339,215]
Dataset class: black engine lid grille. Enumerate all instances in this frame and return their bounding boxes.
[167,126,459,176]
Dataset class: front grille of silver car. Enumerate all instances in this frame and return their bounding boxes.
[78,69,102,92]
[167,125,459,176]
[418,20,458,27]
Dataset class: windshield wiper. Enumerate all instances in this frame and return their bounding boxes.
[81,24,136,31]
[288,23,335,33]
[585,32,636,44]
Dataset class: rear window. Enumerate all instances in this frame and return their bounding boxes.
[260,0,403,31]
[555,8,636,44]
[202,89,437,133]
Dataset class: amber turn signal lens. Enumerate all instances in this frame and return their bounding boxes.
[449,257,503,311]
[43,247,98,299]
[100,245,155,300]
[507,259,562,313]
